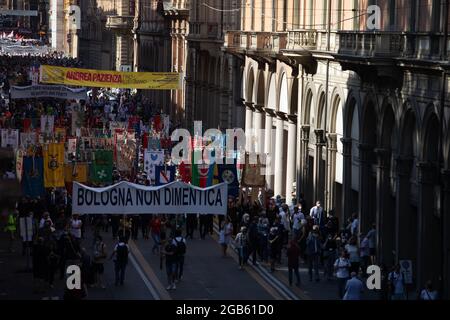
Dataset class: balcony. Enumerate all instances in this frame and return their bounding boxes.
[106,15,134,32]
[224,31,287,53]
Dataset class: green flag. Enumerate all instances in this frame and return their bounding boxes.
[90,150,113,184]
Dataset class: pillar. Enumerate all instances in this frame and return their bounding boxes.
[358,143,375,234]
[253,105,264,154]
[286,118,297,205]
[274,116,285,197]
[326,133,338,213]
[375,148,395,266]
[244,102,254,152]
[416,162,439,292]
[341,137,353,226]
[442,170,450,299]
[314,129,325,205]
[394,157,414,264]
[264,110,274,189]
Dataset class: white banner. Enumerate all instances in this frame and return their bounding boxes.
[1,129,19,149]
[72,181,228,215]
[11,85,87,100]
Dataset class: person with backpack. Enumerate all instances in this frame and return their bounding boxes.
[172,229,186,281]
[110,237,129,286]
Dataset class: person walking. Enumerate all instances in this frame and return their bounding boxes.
[4,209,17,252]
[343,272,364,300]
[322,233,337,281]
[345,236,360,274]
[172,229,186,281]
[305,225,322,282]
[235,226,248,269]
[360,234,371,275]
[246,216,259,265]
[388,264,406,300]
[309,201,325,228]
[70,214,82,244]
[334,250,351,299]
[163,236,178,290]
[292,206,304,240]
[268,227,280,273]
[110,237,129,286]
[366,223,377,264]
[150,216,162,254]
[286,239,301,287]
[257,215,269,262]
[92,235,107,289]
[219,218,233,257]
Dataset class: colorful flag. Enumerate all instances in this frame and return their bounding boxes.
[153,115,162,132]
[115,131,136,172]
[1,129,19,149]
[20,132,37,149]
[23,118,33,131]
[54,127,66,142]
[16,150,24,183]
[179,161,191,183]
[144,150,164,180]
[148,136,161,150]
[43,143,65,188]
[64,163,88,183]
[217,163,240,197]
[191,163,214,187]
[90,150,113,184]
[67,138,77,154]
[22,156,45,197]
[155,165,176,186]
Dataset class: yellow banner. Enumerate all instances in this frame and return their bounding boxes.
[64,163,88,183]
[40,65,181,90]
[43,143,65,188]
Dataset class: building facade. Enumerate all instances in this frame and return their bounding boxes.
[225,0,450,296]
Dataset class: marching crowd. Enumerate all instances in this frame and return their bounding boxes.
[0,48,440,301]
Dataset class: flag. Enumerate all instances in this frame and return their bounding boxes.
[20,132,37,149]
[1,129,19,149]
[162,115,170,136]
[218,163,240,197]
[67,138,77,154]
[148,136,161,150]
[144,150,164,180]
[115,131,136,172]
[191,163,214,187]
[16,150,24,183]
[153,115,162,132]
[179,161,191,183]
[128,116,140,135]
[22,156,45,197]
[64,163,88,183]
[155,165,176,186]
[43,143,65,188]
[41,115,54,135]
[54,127,66,142]
[90,150,113,184]
[23,118,33,131]
[142,132,149,150]
[241,153,266,187]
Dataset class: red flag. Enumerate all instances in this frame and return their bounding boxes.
[142,132,148,149]
[179,161,191,183]
[153,115,162,132]
[23,118,32,132]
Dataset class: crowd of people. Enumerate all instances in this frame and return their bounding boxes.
[0,45,440,301]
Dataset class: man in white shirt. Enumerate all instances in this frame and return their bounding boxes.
[292,206,305,239]
[343,272,364,300]
[310,201,324,227]
[334,251,351,299]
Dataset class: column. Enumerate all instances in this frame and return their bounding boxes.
[185,48,196,128]
[416,162,438,293]
[299,125,310,199]
[274,115,285,197]
[219,89,231,129]
[253,105,264,154]
[442,170,450,299]
[285,117,297,205]
[244,102,254,151]
[264,110,274,189]
[313,129,325,205]
[394,157,414,263]
[326,133,338,213]
[375,148,394,266]
[341,137,353,226]
[358,143,374,234]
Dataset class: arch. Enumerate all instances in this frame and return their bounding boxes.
[303,87,314,125]
[290,77,299,115]
[267,73,277,109]
[398,102,420,158]
[255,69,265,106]
[360,98,378,146]
[316,91,326,129]
[279,73,288,113]
[246,66,255,103]
[422,111,440,162]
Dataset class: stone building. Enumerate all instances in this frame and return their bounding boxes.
[225,0,450,296]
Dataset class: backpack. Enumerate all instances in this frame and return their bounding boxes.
[116,243,128,264]
[174,238,186,256]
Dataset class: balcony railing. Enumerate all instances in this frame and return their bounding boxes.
[224,31,287,52]
[106,15,134,31]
